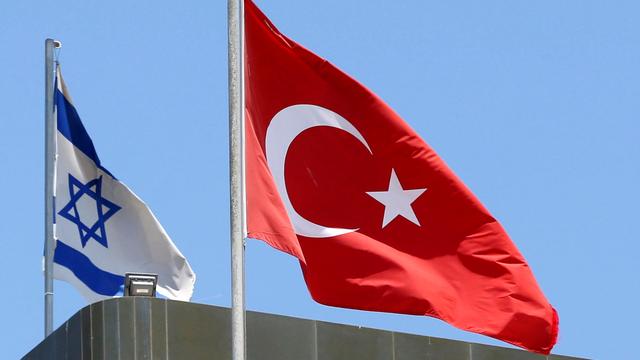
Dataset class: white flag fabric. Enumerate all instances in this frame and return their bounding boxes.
[52,66,195,303]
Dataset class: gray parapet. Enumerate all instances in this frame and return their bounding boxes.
[23,297,584,360]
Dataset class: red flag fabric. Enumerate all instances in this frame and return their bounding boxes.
[244,0,558,354]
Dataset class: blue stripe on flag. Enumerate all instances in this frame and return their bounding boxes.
[54,240,125,296]
[54,88,115,178]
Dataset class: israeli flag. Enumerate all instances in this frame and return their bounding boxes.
[53,66,195,303]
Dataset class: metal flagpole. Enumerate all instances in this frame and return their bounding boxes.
[44,38,60,337]
[228,0,246,359]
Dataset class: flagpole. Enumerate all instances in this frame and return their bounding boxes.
[44,38,60,337]
[228,0,246,359]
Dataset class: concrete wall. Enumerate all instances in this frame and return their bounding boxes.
[23,298,583,360]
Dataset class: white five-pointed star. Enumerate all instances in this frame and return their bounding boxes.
[366,170,427,228]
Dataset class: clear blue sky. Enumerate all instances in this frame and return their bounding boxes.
[1,1,638,359]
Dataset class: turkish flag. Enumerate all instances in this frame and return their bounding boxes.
[244,0,558,354]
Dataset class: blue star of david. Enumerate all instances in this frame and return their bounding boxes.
[58,174,121,248]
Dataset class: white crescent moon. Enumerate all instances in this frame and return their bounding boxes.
[266,104,372,238]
